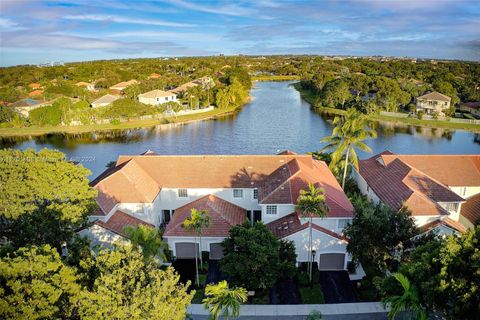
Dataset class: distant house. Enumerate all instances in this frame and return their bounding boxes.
[10,98,50,116]
[416,91,451,116]
[170,76,213,95]
[355,151,480,236]
[91,94,120,108]
[28,90,43,97]
[459,102,480,117]
[138,90,177,106]
[76,81,96,92]
[28,83,41,90]
[148,73,161,80]
[109,79,138,94]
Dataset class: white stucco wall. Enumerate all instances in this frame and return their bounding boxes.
[78,224,129,250]
[260,204,296,224]
[353,169,381,204]
[117,202,160,226]
[450,186,480,199]
[298,217,351,234]
[284,228,348,264]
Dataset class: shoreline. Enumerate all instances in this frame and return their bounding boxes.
[0,103,246,138]
[292,83,480,133]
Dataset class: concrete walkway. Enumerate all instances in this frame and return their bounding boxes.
[188,302,388,319]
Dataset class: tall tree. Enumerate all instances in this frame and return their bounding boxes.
[0,245,81,320]
[321,108,377,189]
[0,149,97,250]
[123,225,169,261]
[295,183,329,282]
[182,208,210,286]
[203,280,247,320]
[382,273,427,320]
[78,245,193,320]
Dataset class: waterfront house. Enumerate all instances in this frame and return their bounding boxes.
[170,76,213,95]
[415,91,451,116]
[138,90,177,106]
[355,151,480,236]
[109,79,139,94]
[91,94,120,108]
[459,102,480,118]
[83,151,357,273]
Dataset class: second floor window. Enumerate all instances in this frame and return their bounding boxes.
[233,189,243,198]
[178,189,188,198]
[266,205,277,215]
[253,188,258,200]
[445,202,458,212]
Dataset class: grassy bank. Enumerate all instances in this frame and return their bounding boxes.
[252,75,300,82]
[293,83,480,132]
[0,105,240,137]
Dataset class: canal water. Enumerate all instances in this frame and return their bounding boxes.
[1,81,478,178]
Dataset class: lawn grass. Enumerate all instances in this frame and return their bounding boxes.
[252,75,301,82]
[0,104,241,137]
[293,83,480,132]
[299,285,325,304]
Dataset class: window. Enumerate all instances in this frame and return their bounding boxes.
[233,189,243,198]
[177,189,188,198]
[266,205,277,215]
[461,187,467,196]
[253,188,258,200]
[338,219,352,229]
[445,202,459,212]
[165,97,169,101]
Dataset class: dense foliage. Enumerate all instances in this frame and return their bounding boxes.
[220,222,297,291]
[0,149,97,251]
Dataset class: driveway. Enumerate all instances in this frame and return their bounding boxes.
[206,260,228,284]
[172,259,196,288]
[319,271,358,303]
[270,278,302,304]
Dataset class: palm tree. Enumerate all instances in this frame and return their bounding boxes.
[203,280,248,320]
[295,183,329,282]
[382,273,427,320]
[321,108,377,189]
[182,208,210,286]
[123,225,168,261]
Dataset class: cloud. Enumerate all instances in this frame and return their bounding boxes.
[162,0,257,17]
[0,17,25,31]
[64,14,194,27]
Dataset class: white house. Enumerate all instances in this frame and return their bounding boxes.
[138,90,177,106]
[84,151,357,273]
[355,151,480,235]
[416,91,451,116]
[91,94,120,108]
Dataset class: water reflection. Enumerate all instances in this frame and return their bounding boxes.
[0,81,478,178]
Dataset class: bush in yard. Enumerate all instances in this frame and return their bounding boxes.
[220,222,283,291]
[29,104,62,126]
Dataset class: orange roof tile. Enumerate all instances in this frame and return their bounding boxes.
[163,195,247,237]
[460,193,480,225]
[96,210,155,236]
[28,90,43,97]
[419,217,468,234]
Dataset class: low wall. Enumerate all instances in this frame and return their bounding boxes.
[379,111,480,125]
[188,302,388,318]
[177,106,214,115]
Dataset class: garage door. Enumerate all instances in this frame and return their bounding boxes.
[209,243,224,260]
[175,243,199,259]
[319,253,345,270]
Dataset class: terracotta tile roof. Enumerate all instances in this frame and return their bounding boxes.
[138,89,176,99]
[163,195,247,237]
[28,83,41,89]
[419,217,468,234]
[148,73,161,79]
[417,91,451,102]
[359,151,463,216]
[266,212,347,241]
[109,79,138,90]
[95,210,155,237]
[28,90,43,97]
[92,154,353,217]
[259,158,354,217]
[460,193,480,225]
[381,154,480,187]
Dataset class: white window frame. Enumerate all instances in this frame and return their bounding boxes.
[444,202,458,212]
[252,188,258,200]
[266,205,277,215]
[177,188,188,199]
[337,218,352,230]
[233,189,244,198]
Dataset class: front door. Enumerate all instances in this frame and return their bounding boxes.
[253,210,262,223]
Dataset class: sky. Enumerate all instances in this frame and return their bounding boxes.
[0,0,479,66]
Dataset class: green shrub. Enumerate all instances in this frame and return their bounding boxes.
[417,110,424,120]
[110,119,121,125]
[29,104,62,126]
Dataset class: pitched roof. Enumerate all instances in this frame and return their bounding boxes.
[163,195,247,237]
[380,154,480,187]
[92,94,120,105]
[92,154,354,217]
[95,210,155,237]
[417,91,451,102]
[460,193,480,225]
[76,81,93,86]
[266,212,347,241]
[138,89,176,99]
[28,83,41,89]
[258,158,354,217]
[419,217,468,234]
[358,151,464,216]
[148,73,161,79]
[109,79,138,90]
[28,90,43,97]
